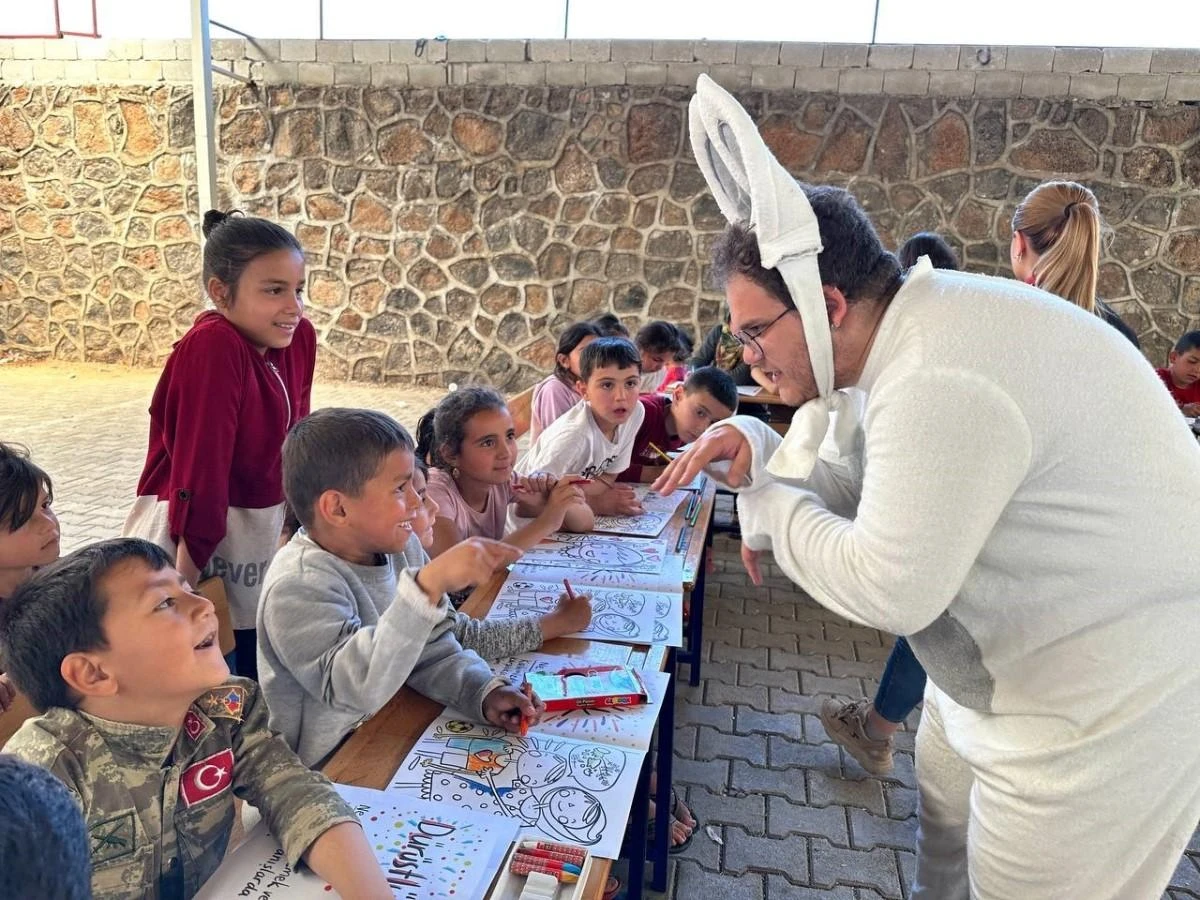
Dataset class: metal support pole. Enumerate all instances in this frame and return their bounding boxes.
[190,0,218,217]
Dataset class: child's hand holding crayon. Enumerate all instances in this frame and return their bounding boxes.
[483,682,544,733]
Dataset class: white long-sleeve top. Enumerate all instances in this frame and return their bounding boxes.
[730,264,1200,723]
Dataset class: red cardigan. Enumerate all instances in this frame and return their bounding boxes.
[134,312,315,569]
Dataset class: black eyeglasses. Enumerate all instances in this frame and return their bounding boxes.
[730,308,796,359]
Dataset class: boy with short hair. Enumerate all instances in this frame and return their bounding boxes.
[520,337,646,516]
[0,539,390,900]
[258,408,540,767]
[0,754,90,900]
[1157,330,1200,417]
[620,366,739,482]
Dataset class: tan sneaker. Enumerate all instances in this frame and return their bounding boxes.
[819,698,894,776]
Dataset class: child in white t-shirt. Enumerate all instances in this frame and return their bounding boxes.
[519,337,646,517]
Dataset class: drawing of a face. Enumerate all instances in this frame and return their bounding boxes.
[655,597,670,617]
[602,591,646,614]
[515,749,568,787]
[563,541,645,567]
[593,612,638,637]
[540,787,605,844]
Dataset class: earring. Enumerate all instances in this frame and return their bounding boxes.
[451,466,460,479]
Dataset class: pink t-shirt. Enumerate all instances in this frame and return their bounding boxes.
[426,467,514,541]
[530,375,582,444]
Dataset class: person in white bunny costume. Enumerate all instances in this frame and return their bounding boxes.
[656,75,1200,899]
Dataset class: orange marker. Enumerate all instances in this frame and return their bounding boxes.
[519,680,533,737]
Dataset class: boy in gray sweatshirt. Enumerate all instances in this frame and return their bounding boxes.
[257,408,543,767]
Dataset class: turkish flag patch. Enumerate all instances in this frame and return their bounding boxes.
[179,749,234,808]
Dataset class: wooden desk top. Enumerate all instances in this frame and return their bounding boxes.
[738,386,795,406]
[321,483,716,899]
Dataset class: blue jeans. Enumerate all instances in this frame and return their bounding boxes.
[874,636,926,724]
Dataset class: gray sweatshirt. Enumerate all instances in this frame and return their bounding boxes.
[256,531,505,766]
[397,534,545,661]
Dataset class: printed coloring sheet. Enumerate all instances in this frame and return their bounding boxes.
[195,784,516,900]
[487,577,684,646]
[387,715,644,859]
[590,488,689,538]
[517,533,669,575]
[488,651,671,750]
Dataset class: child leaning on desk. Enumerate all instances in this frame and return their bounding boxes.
[256,408,544,768]
[518,337,648,517]
[0,538,394,900]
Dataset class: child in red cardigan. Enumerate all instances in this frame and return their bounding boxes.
[124,210,315,678]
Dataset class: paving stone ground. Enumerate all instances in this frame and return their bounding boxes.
[3,361,1198,899]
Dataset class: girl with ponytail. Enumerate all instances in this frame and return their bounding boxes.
[1010,181,1139,346]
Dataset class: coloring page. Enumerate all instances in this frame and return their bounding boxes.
[508,547,689,601]
[589,488,689,538]
[195,785,516,900]
[632,486,690,514]
[590,510,673,538]
[487,579,683,646]
[387,715,645,859]
[488,648,631,685]
[487,652,672,751]
[518,533,668,576]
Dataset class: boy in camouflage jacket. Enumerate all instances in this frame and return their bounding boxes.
[0,538,391,900]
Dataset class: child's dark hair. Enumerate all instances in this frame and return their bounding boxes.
[684,366,739,413]
[283,408,415,531]
[580,337,641,381]
[673,327,695,361]
[202,209,302,297]
[1173,330,1200,354]
[591,313,629,337]
[636,321,683,355]
[0,755,90,900]
[0,538,172,711]
[898,232,960,271]
[553,322,603,384]
[0,442,52,533]
[415,387,509,470]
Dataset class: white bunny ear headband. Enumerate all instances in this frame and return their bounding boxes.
[689,73,855,479]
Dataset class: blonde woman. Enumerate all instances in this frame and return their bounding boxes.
[1010,180,1140,346]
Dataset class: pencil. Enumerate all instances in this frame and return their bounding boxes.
[646,441,673,465]
[563,578,576,600]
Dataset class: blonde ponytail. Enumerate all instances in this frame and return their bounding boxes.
[1012,182,1102,314]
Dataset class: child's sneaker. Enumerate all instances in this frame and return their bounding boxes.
[819,698,894,776]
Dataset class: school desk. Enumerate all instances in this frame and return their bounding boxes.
[323,636,670,897]
[735,385,796,435]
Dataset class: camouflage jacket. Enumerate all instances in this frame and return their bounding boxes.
[3,677,357,900]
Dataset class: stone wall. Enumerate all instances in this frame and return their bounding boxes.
[2,38,1199,383]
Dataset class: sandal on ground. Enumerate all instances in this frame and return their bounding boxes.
[647,788,697,855]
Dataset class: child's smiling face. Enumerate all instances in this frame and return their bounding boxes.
[410,467,439,550]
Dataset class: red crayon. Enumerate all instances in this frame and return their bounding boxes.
[517,840,587,862]
[515,846,585,865]
[514,853,582,874]
[562,578,576,600]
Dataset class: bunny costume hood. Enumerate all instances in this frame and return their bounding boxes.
[688,73,858,479]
